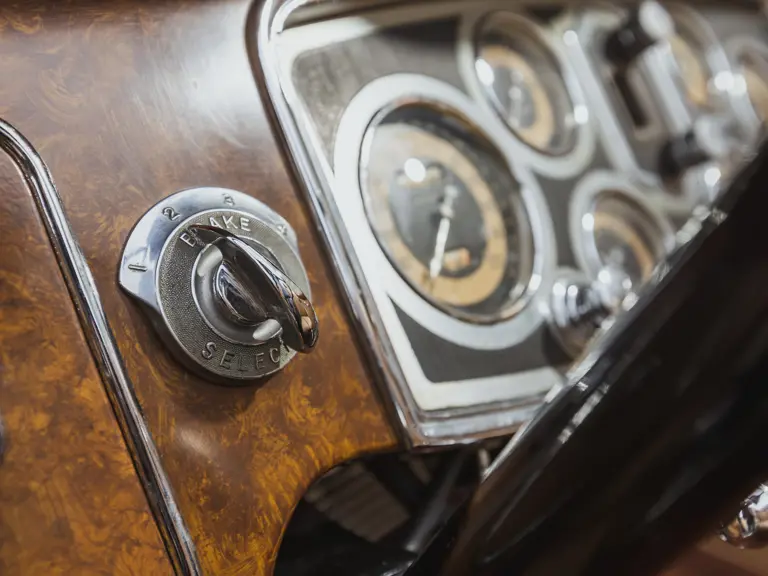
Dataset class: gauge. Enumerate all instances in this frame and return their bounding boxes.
[475,14,577,155]
[361,103,536,323]
[669,32,713,111]
[584,191,667,294]
[738,48,768,123]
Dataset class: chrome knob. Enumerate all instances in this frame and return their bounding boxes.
[548,271,614,358]
[120,187,317,383]
[679,162,723,204]
[659,130,711,179]
[605,1,674,67]
[660,116,740,179]
[720,484,768,549]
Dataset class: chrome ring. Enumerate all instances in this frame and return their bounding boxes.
[457,9,597,179]
[569,170,677,285]
[334,74,558,351]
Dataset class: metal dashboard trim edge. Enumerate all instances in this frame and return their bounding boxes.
[254,0,418,446]
[0,118,201,576]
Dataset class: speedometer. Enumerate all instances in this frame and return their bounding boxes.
[361,102,536,324]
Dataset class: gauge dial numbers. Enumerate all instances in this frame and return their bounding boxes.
[585,191,668,294]
[476,15,577,156]
[361,105,536,323]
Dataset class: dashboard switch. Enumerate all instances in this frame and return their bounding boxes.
[119,187,318,383]
[548,272,614,358]
[659,129,711,178]
[605,1,675,66]
[660,116,738,179]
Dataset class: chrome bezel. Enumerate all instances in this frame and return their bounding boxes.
[358,97,539,326]
[337,77,557,350]
[458,9,597,178]
[569,171,677,286]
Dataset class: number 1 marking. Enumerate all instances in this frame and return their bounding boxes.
[127,247,149,272]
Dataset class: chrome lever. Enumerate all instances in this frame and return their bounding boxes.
[189,225,319,353]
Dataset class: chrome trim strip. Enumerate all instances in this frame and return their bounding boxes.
[256,0,417,444]
[0,118,201,576]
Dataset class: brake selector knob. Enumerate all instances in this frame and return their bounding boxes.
[605,1,674,67]
[119,187,318,383]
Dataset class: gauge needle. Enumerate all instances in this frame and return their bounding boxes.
[429,185,459,281]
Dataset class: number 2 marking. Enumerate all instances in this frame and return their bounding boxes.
[162,207,181,221]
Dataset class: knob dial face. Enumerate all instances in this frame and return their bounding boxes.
[361,103,536,324]
[476,14,577,155]
[119,188,311,382]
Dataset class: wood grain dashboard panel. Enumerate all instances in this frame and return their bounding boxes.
[0,154,172,574]
[0,1,398,574]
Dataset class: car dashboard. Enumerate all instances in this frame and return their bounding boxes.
[260,0,768,444]
[1,1,767,575]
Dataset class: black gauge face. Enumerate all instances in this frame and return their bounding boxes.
[586,192,666,293]
[669,31,714,112]
[361,104,535,323]
[739,49,768,123]
[476,15,577,155]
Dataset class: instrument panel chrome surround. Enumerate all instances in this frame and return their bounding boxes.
[255,0,768,445]
[458,9,598,178]
[256,0,575,445]
[333,75,562,436]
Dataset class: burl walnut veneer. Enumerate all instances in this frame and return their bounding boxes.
[0,1,398,574]
[0,150,172,574]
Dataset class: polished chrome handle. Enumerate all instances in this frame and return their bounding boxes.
[720,484,768,549]
[190,224,319,354]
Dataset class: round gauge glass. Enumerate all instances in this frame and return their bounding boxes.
[476,15,577,155]
[585,192,667,293]
[738,48,768,123]
[360,103,536,324]
[669,31,714,112]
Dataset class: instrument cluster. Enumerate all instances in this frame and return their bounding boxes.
[260,0,768,445]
